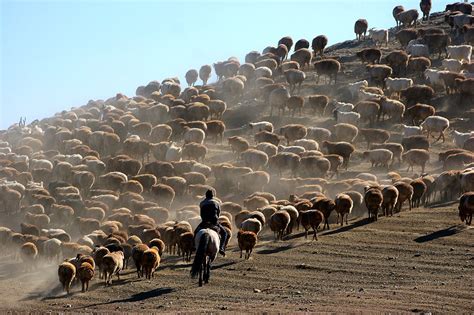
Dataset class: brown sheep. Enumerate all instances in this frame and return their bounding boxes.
[185,69,198,86]
[178,232,194,262]
[410,179,427,208]
[355,19,369,40]
[394,181,414,212]
[383,50,409,76]
[237,230,257,259]
[458,192,473,225]
[58,262,76,295]
[400,85,434,105]
[356,48,382,64]
[382,185,399,217]
[321,141,355,169]
[269,210,291,241]
[367,64,392,87]
[420,0,432,21]
[279,124,307,145]
[206,120,226,144]
[182,143,207,161]
[307,95,329,115]
[312,35,328,57]
[393,5,405,28]
[396,29,417,48]
[358,128,390,149]
[364,187,383,221]
[401,135,430,151]
[150,184,175,208]
[290,48,312,69]
[404,103,435,125]
[402,149,430,173]
[278,36,293,51]
[141,246,160,279]
[407,57,431,75]
[20,242,38,271]
[93,246,110,279]
[77,262,95,292]
[440,72,465,94]
[299,210,324,240]
[313,59,341,84]
[311,197,336,230]
[294,39,310,51]
[132,244,149,278]
[284,69,306,94]
[421,33,450,59]
[354,101,380,127]
[228,136,250,154]
[334,193,353,226]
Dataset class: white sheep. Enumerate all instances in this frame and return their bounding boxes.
[334,111,360,125]
[447,45,472,63]
[424,69,449,87]
[442,59,463,73]
[240,218,263,235]
[420,116,450,142]
[334,101,354,112]
[306,127,332,141]
[165,142,182,162]
[248,121,274,133]
[452,130,474,147]
[30,159,54,171]
[294,139,319,151]
[348,80,368,98]
[358,89,382,101]
[407,44,430,57]
[254,66,273,79]
[384,78,413,98]
[401,124,422,137]
[369,29,388,46]
[184,128,205,144]
[363,149,393,168]
[278,145,306,155]
[379,97,405,122]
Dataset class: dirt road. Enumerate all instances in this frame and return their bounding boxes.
[0,204,472,313]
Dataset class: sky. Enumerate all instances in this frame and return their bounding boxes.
[1,0,448,129]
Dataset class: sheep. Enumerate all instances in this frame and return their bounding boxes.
[278,36,293,51]
[197,65,211,85]
[394,181,414,212]
[420,116,450,143]
[355,19,368,40]
[440,71,466,94]
[248,121,274,133]
[444,152,474,170]
[334,111,360,126]
[240,149,268,170]
[382,185,399,217]
[400,85,434,106]
[255,66,272,79]
[447,45,472,63]
[20,242,38,271]
[285,96,304,117]
[397,9,419,28]
[420,0,431,21]
[453,130,474,147]
[237,230,257,259]
[269,210,291,240]
[58,262,76,295]
[313,59,341,84]
[358,128,390,149]
[407,57,432,76]
[294,39,309,51]
[403,149,430,173]
[458,192,474,225]
[424,68,449,87]
[311,35,328,57]
[279,124,307,145]
[369,29,388,47]
[422,33,451,58]
[290,48,312,69]
[311,197,336,230]
[77,262,95,292]
[385,78,413,99]
[269,86,290,117]
[410,179,427,208]
[407,44,430,57]
[384,50,409,76]
[357,48,382,64]
[348,80,369,98]
[141,246,160,279]
[367,65,392,87]
[393,5,405,27]
[354,101,380,126]
[442,59,463,73]
[334,193,353,226]
[396,29,418,48]
[334,123,358,142]
[240,218,262,235]
[321,141,355,169]
[404,103,435,125]
[102,250,124,285]
[43,238,62,262]
[364,187,383,221]
[238,171,270,193]
[307,95,329,115]
[284,69,306,94]
[371,143,404,165]
[298,210,324,240]
[363,149,393,169]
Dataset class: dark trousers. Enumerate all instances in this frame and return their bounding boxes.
[194,222,228,251]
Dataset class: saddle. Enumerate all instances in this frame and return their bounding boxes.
[197,221,220,234]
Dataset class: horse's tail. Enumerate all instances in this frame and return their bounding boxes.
[190,231,209,278]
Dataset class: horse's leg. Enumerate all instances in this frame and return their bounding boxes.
[199,262,203,287]
[204,257,210,284]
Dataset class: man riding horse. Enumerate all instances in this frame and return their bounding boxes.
[193,190,228,256]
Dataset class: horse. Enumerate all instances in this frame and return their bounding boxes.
[190,228,220,286]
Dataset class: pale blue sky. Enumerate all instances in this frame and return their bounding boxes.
[1,0,447,128]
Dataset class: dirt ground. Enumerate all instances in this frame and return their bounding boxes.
[0,203,472,314]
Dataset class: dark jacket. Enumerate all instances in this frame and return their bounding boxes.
[199,197,221,225]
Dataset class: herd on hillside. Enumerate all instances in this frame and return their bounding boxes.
[0,1,473,293]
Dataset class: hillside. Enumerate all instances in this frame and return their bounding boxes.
[0,8,473,314]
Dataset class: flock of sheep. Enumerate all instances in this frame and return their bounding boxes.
[0,0,473,295]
